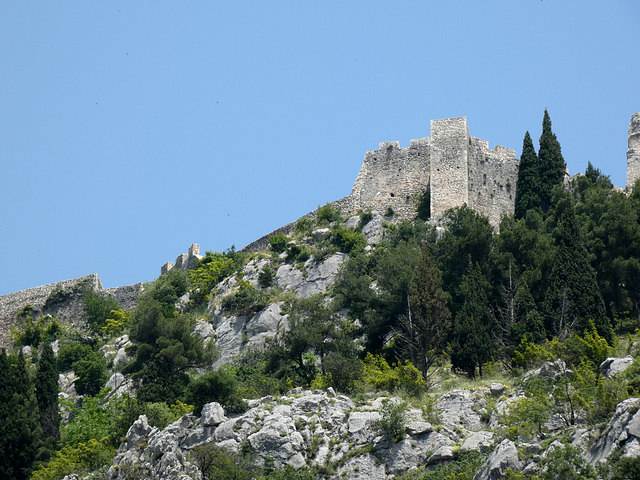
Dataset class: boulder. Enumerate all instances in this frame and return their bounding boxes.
[473,439,521,480]
[461,431,495,453]
[588,397,640,463]
[600,356,634,379]
[201,402,226,427]
[125,415,154,451]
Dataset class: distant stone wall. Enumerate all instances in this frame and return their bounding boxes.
[0,274,142,349]
[627,112,640,189]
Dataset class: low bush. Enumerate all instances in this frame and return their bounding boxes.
[316,204,342,225]
[374,400,407,442]
[30,438,116,480]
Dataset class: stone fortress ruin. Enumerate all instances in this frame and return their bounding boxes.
[242,116,520,252]
[347,116,519,227]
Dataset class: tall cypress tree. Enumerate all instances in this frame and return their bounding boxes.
[544,202,612,342]
[0,350,40,480]
[450,261,494,378]
[35,342,60,451]
[514,131,541,218]
[538,109,566,212]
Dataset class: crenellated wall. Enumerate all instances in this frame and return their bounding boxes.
[350,138,431,221]
[467,137,518,227]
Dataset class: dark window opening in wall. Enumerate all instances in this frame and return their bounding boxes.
[390,193,395,197]
[483,174,487,185]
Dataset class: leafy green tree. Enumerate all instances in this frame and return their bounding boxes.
[538,109,567,212]
[514,131,541,218]
[83,291,120,333]
[189,248,244,305]
[449,261,494,378]
[265,296,350,386]
[36,343,60,448]
[72,351,108,396]
[124,271,216,405]
[432,205,494,309]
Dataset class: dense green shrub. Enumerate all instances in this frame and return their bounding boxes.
[13,313,61,348]
[72,351,108,396]
[362,353,425,396]
[221,281,270,317]
[189,247,245,305]
[316,203,341,224]
[186,369,248,416]
[258,266,275,288]
[30,438,116,480]
[295,217,314,235]
[321,351,363,394]
[331,225,367,254]
[57,343,93,373]
[268,234,289,253]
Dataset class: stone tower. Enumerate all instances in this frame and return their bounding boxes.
[430,117,470,219]
[627,112,640,190]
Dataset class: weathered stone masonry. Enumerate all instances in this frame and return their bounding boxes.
[627,112,640,189]
[0,274,143,348]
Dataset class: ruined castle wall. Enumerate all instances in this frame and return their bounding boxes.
[350,138,430,220]
[0,274,143,348]
[0,274,101,348]
[104,284,144,312]
[467,137,519,227]
[430,117,470,219]
[627,112,640,190]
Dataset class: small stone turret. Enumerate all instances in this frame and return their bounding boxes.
[627,112,640,190]
[161,243,203,275]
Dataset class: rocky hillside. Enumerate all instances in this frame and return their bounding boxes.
[99,358,640,480]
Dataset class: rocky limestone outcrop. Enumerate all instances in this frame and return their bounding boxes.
[207,253,347,367]
[105,389,466,480]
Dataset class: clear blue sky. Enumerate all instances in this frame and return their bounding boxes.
[1,1,638,295]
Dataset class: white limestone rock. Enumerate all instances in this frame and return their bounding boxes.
[201,402,226,427]
[473,439,522,480]
[600,356,634,379]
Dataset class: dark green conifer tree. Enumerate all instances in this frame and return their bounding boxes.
[35,342,60,450]
[544,202,612,342]
[450,261,494,378]
[514,131,541,218]
[538,109,566,212]
[0,350,40,480]
[402,248,451,381]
